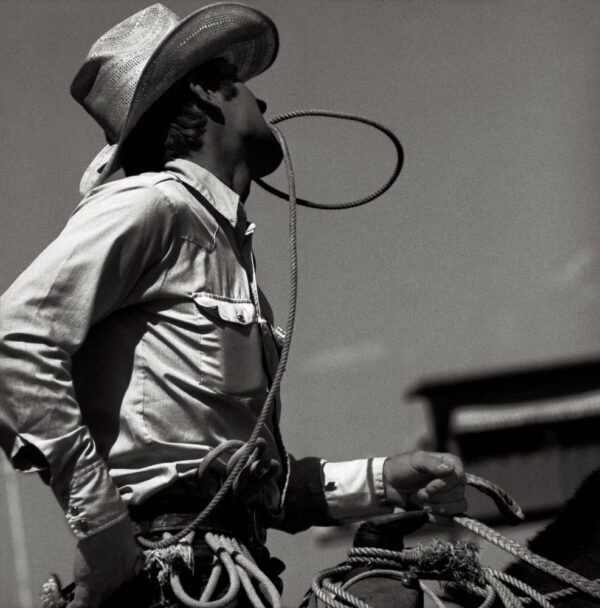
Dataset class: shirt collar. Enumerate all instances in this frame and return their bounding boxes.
[164,158,243,228]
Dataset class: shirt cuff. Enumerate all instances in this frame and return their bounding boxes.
[58,461,129,539]
[323,457,393,524]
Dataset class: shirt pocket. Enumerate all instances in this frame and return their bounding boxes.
[192,293,256,325]
[191,292,267,396]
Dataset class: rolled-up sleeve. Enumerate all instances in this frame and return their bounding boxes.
[0,185,175,538]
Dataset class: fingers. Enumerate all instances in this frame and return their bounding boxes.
[422,496,468,515]
[417,476,464,503]
[383,450,467,517]
[411,451,465,482]
[412,452,467,518]
[425,512,460,527]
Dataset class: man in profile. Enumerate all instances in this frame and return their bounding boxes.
[0,4,467,607]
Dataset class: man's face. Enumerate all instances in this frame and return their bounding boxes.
[223,82,283,178]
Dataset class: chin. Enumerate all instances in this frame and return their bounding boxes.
[249,130,284,178]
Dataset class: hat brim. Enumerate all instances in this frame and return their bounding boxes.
[79,2,278,196]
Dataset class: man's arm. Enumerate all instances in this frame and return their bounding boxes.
[277,451,466,532]
[0,185,176,605]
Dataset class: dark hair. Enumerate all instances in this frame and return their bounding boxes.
[121,58,238,175]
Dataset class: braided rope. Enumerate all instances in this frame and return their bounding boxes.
[342,569,416,591]
[464,474,524,524]
[485,569,553,608]
[420,582,448,608]
[227,536,281,608]
[455,516,600,600]
[311,476,600,608]
[484,574,524,608]
[322,580,374,608]
[199,563,223,603]
[256,109,403,210]
[169,532,281,608]
[170,534,240,608]
[478,584,498,608]
[311,565,355,608]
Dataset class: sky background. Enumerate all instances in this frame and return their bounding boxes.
[3,1,600,606]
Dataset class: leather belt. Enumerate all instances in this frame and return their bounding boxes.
[129,471,268,547]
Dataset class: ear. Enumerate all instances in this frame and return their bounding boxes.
[188,80,225,123]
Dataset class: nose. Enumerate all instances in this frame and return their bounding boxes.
[257,98,267,114]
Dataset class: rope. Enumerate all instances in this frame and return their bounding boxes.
[137,122,299,552]
[321,580,374,608]
[309,476,600,608]
[311,565,356,608]
[343,569,416,591]
[464,473,524,525]
[170,535,239,608]
[484,574,524,608]
[256,109,404,210]
[485,570,553,608]
[478,584,497,608]
[420,582,448,608]
[167,532,281,608]
[454,516,600,600]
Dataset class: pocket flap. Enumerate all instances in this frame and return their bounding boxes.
[192,293,256,325]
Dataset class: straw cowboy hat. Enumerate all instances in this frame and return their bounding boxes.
[71,2,278,196]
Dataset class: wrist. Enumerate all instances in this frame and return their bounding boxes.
[382,455,409,510]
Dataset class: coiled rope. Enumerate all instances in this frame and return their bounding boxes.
[454,516,600,600]
[166,532,281,608]
[309,475,600,608]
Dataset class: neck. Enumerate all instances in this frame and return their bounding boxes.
[185,128,251,202]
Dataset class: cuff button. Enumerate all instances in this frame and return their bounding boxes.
[77,519,89,533]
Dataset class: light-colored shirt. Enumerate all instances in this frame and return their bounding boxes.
[0,159,389,538]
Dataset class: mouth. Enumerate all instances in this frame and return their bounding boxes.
[250,127,283,179]
[257,98,268,114]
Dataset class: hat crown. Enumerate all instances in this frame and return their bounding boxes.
[71,4,180,142]
[72,2,278,196]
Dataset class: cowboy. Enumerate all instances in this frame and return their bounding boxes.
[0,3,467,607]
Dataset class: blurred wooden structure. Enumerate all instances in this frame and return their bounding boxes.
[409,358,600,521]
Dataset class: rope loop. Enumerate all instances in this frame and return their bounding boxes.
[308,476,600,608]
[256,109,404,210]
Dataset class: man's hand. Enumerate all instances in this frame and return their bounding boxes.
[67,515,141,608]
[383,451,467,525]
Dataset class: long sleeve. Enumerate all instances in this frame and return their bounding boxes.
[276,456,392,533]
[0,184,176,538]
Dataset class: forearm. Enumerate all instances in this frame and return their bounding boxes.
[0,328,128,538]
[0,186,173,538]
[275,456,392,533]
